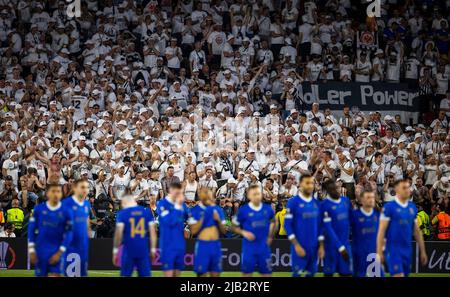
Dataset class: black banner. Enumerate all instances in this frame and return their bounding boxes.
[0,238,28,270]
[418,241,450,274]
[298,82,420,111]
[1,238,449,274]
[88,239,292,272]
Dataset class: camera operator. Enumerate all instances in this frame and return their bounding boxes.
[94,194,116,238]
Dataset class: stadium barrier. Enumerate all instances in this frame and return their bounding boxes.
[0,238,448,274]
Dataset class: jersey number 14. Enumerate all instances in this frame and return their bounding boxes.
[129,217,146,238]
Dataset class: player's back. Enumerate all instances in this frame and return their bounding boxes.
[286,195,321,251]
[235,203,274,250]
[156,198,188,251]
[62,196,90,250]
[117,205,154,258]
[30,202,72,251]
[351,208,379,255]
[381,199,417,255]
[321,197,351,244]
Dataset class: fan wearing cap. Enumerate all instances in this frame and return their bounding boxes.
[305,103,325,125]
[425,131,444,154]
[196,153,215,178]
[69,135,90,158]
[238,149,261,175]
[168,80,189,110]
[280,37,297,65]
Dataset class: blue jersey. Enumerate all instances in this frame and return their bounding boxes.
[116,205,155,258]
[320,197,352,250]
[351,208,380,277]
[381,199,417,256]
[234,203,274,252]
[28,202,74,254]
[190,204,225,274]
[62,196,90,252]
[351,208,379,257]
[190,204,225,233]
[157,197,190,252]
[285,195,322,277]
[285,195,321,252]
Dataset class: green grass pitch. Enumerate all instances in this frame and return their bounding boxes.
[0,270,449,277]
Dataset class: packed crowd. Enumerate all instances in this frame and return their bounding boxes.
[0,0,449,240]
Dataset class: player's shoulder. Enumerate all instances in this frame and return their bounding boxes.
[83,199,91,208]
[61,196,73,206]
[239,203,250,213]
[263,203,274,214]
[352,208,362,216]
[341,196,351,204]
[33,202,45,213]
[287,195,299,205]
[157,197,168,208]
[407,200,418,213]
[373,208,381,216]
[382,200,396,210]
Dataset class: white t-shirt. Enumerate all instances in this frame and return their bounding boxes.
[71,95,88,122]
[405,58,420,79]
[440,98,450,117]
[111,174,131,200]
[165,46,181,68]
[207,31,226,55]
[130,179,149,199]
[2,159,19,186]
[435,73,449,95]
[339,159,355,183]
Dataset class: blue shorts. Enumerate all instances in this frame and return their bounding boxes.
[161,249,185,271]
[35,249,65,277]
[241,246,272,274]
[121,250,151,277]
[323,244,353,276]
[291,246,318,277]
[386,250,411,276]
[194,240,222,274]
[64,247,89,277]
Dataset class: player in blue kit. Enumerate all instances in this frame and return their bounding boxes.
[113,195,157,277]
[232,184,275,276]
[284,174,324,277]
[377,179,428,277]
[157,182,190,277]
[62,179,91,277]
[320,179,352,276]
[351,190,383,277]
[189,188,226,277]
[28,184,74,277]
